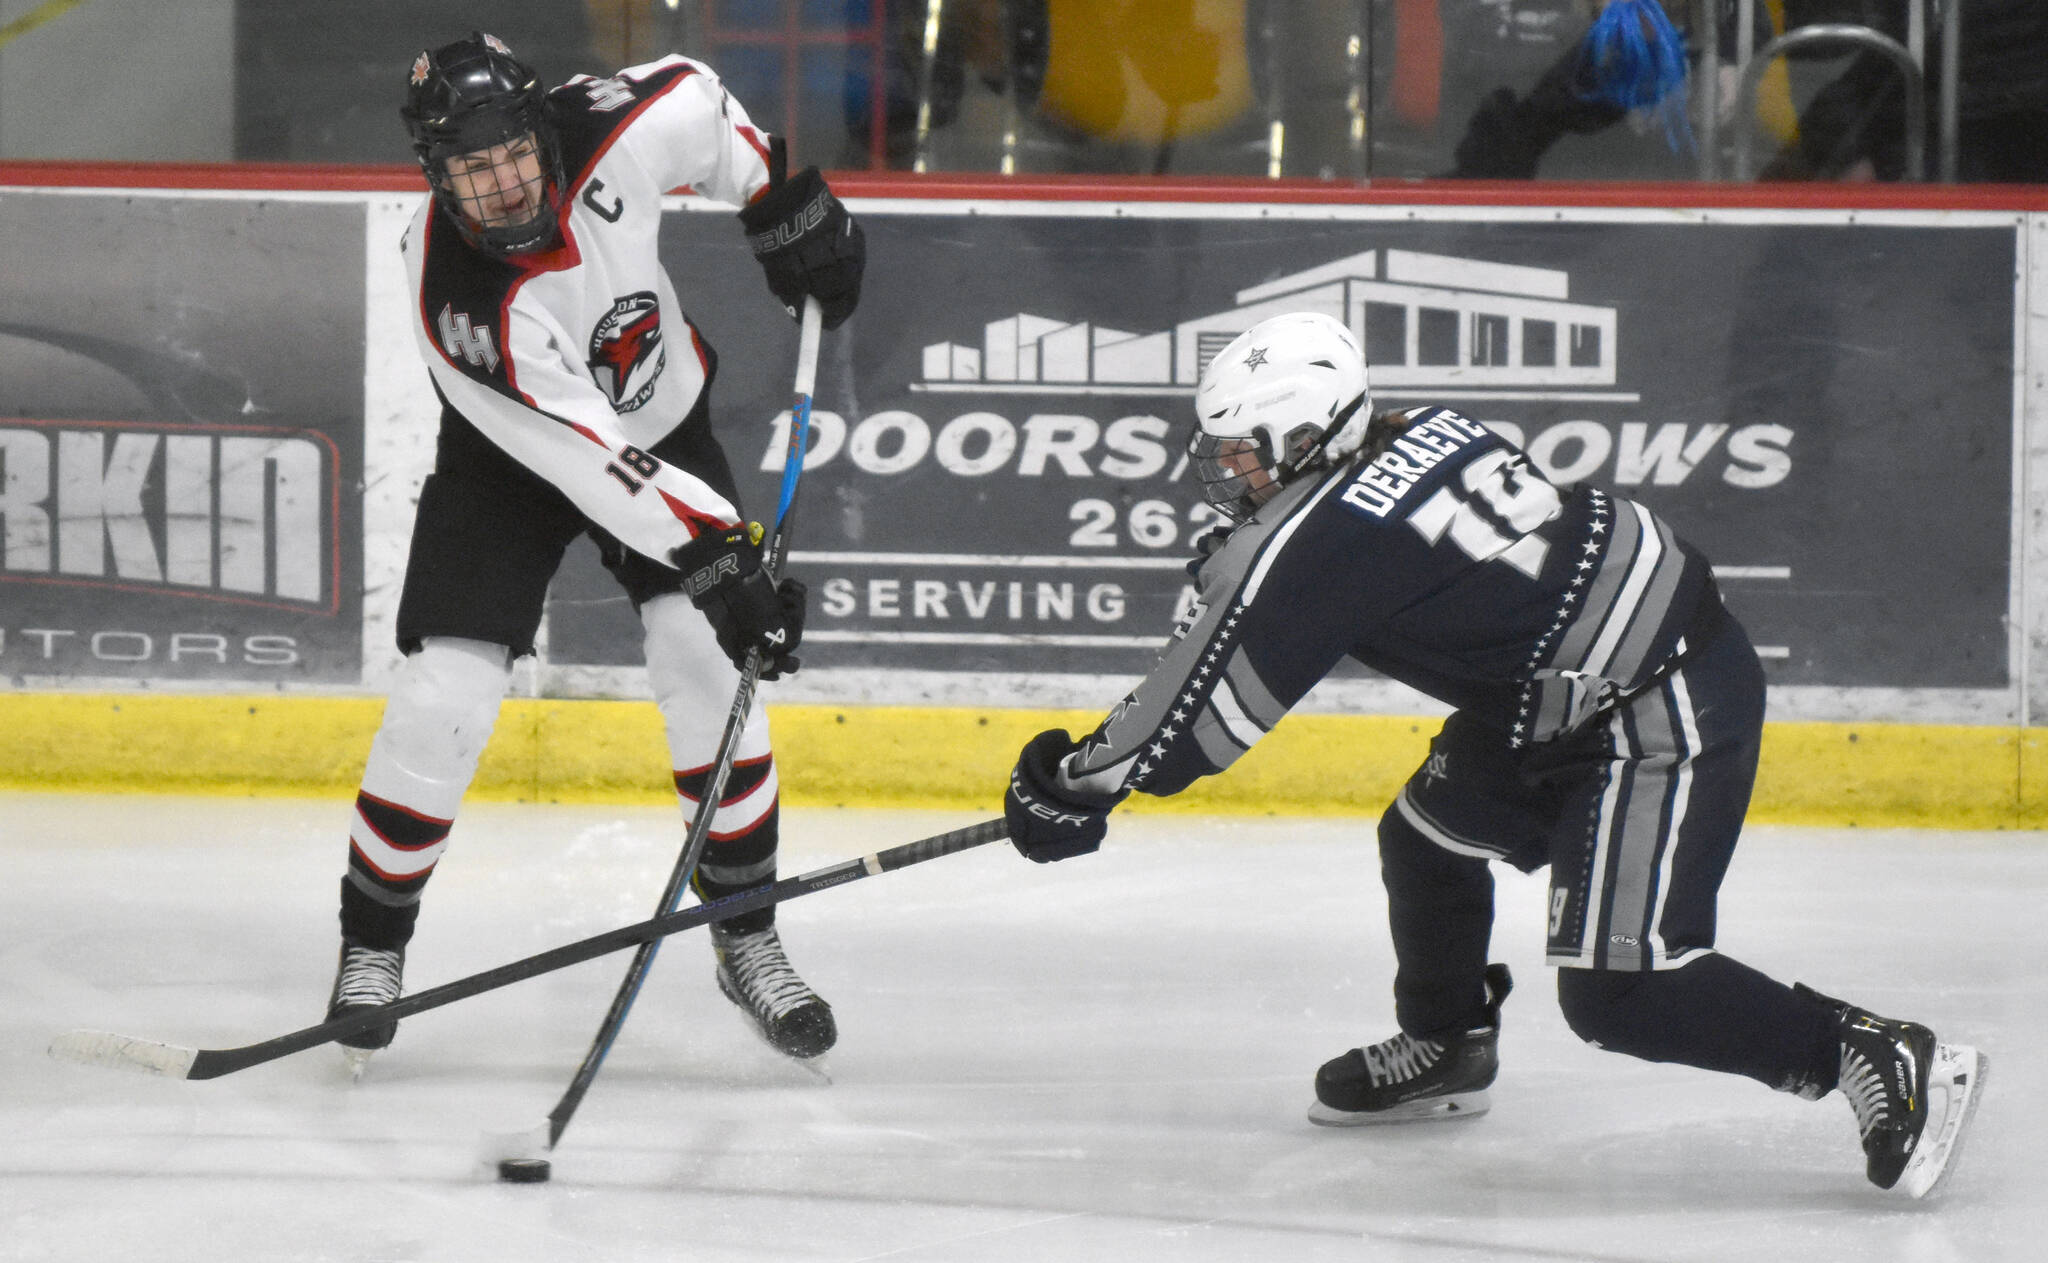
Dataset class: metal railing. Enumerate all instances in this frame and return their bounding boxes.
[1701,0,1960,181]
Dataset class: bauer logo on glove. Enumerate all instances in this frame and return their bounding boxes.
[669,523,805,679]
[737,158,864,330]
[1003,729,1129,863]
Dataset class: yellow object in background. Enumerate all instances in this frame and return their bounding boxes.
[1752,0,1800,145]
[1037,0,1253,143]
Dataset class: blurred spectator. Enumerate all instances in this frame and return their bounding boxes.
[1446,0,1700,179]
[842,0,1017,168]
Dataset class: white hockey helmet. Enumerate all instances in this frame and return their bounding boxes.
[1187,312,1372,521]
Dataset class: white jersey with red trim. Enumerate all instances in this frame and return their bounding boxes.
[401,54,773,562]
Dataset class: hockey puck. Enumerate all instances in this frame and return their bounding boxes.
[497,1158,552,1184]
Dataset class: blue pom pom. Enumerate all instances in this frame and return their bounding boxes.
[1578,0,1694,153]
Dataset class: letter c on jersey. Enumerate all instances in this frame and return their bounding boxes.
[582,178,623,223]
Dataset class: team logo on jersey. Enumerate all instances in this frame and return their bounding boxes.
[587,291,666,413]
[437,304,499,372]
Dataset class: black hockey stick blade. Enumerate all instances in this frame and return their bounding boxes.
[48,817,1008,1081]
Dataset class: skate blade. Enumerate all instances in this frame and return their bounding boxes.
[1898,1043,1986,1200]
[1307,1089,1491,1127]
[740,1021,836,1076]
[339,1045,377,1081]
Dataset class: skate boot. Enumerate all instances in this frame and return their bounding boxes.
[712,924,837,1059]
[1310,963,1512,1126]
[1798,984,1987,1198]
[325,941,405,1074]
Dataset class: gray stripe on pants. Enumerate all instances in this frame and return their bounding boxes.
[1597,683,1688,970]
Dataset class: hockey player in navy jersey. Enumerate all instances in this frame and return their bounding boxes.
[324,32,863,1068]
[1002,311,1984,1198]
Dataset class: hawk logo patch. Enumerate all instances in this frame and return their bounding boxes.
[410,53,431,86]
[587,291,665,412]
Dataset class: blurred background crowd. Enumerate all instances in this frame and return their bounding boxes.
[2,0,2041,183]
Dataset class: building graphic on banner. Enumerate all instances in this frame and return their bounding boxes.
[796,243,1805,670]
[916,249,1623,398]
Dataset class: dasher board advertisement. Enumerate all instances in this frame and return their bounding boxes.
[542,206,2014,691]
[0,194,365,684]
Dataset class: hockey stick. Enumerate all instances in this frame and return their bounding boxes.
[542,295,823,1148]
[49,817,1007,1081]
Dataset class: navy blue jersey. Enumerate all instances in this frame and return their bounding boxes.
[1061,407,1714,800]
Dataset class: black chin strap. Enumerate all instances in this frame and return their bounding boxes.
[1279,393,1369,481]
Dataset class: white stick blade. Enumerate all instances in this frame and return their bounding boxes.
[48,1029,199,1078]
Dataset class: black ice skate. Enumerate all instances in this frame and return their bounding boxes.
[1798,984,1987,1199]
[1310,963,1512,1126]
[712,925,836,1060]
[325,941,405,1076]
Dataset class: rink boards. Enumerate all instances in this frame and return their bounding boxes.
[0,175,2044,824]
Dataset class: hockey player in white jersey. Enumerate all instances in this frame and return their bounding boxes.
[325,32,863,1068]
[1001,311,1984,1198]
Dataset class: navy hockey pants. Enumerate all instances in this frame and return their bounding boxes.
[1383,600,1765,1036]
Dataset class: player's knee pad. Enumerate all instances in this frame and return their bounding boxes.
[1379,806,1491,884]
[1555,966,1651,1052]
[643,592,772,769]
[1556,956,1749,1060]
[1558,954,1841,1088]
[373,637,511,785]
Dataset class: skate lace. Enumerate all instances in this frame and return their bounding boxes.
[1362,1034,1445,1086]
[334,946,404,1008]
[1840,1046,1891,1139]
[717,929,817,1020]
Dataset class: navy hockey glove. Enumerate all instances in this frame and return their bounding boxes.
[1004,729,1128,863]
[738,165,865,330]
[1184,524,1232,578]
[670,524,805,680]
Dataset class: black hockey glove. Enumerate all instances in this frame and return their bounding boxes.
[1004,729,1128,863]
[1184,524,1232,579]
[737,165,865,330]
[669,524,805,680]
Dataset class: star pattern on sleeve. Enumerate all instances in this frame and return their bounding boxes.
[1124,602,1248,792]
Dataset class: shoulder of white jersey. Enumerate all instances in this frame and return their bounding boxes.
[547,56,720,185]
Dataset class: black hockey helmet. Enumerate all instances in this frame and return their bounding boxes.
[400,31,563,256]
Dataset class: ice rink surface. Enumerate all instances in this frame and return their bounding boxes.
[2,792,2040,1262]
